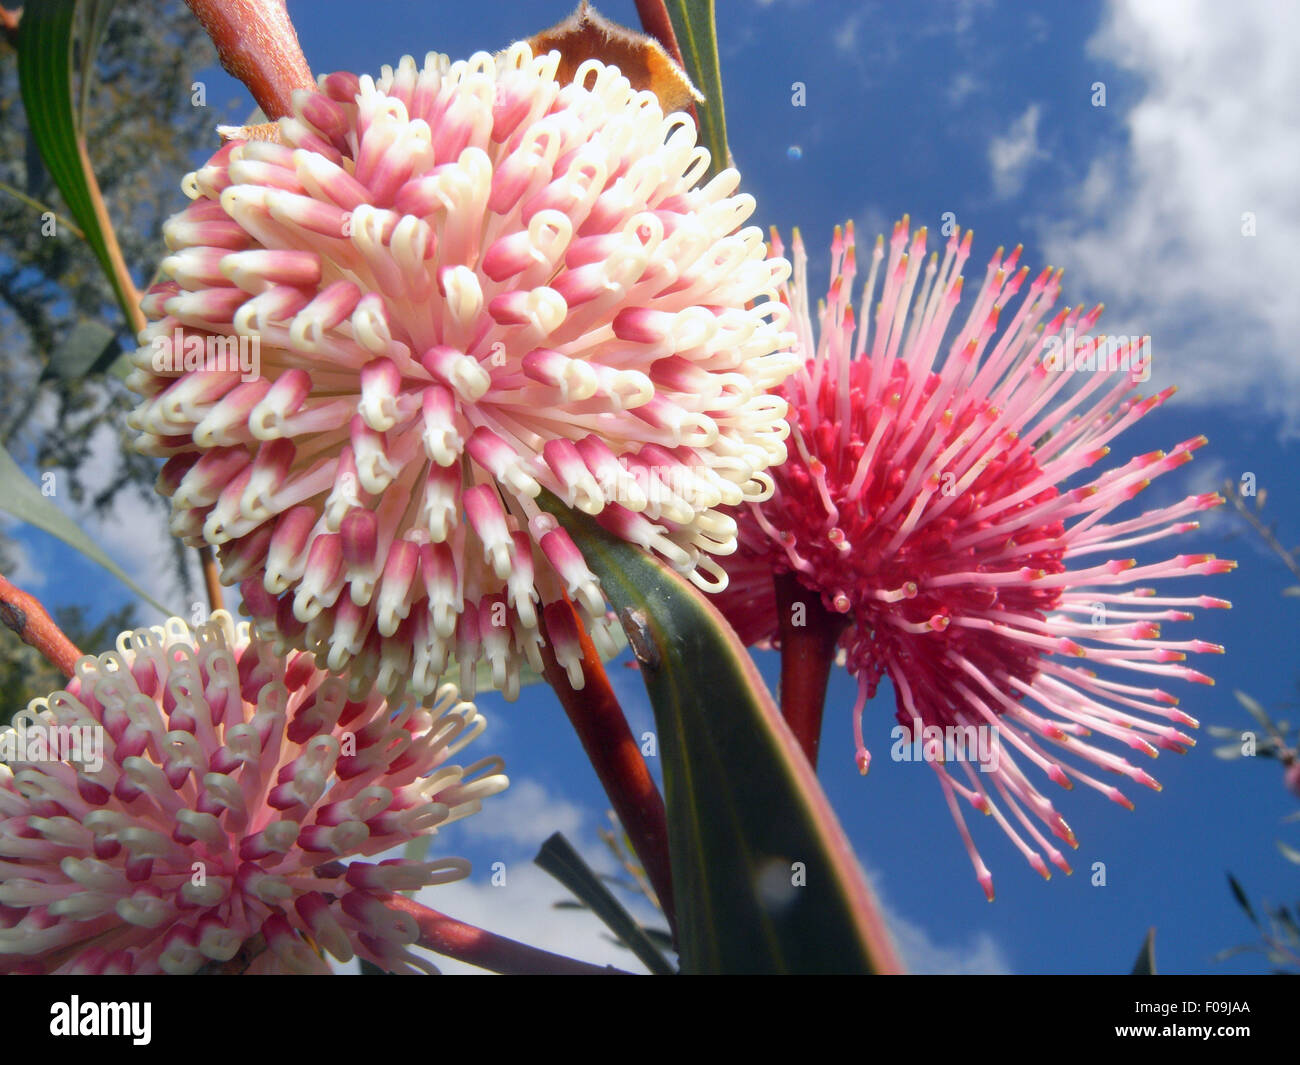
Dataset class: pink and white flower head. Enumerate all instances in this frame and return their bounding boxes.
[126,43,796,701]
[714,219,1234,899]
[0,611,507,974]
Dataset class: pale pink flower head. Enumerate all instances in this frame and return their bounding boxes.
[715,219,1234,899]
[126,44,796,701]
[0,612,506,974]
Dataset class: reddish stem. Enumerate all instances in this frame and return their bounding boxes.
[199,545,225,614]
[539,598,676,933]
[775,571,845,769]
[634,0,686,68]
[0,573,83,678]
[184,0,314,121]
[380,892,631,975]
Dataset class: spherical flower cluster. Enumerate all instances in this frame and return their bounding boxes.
[0,612,506,974]
[714,220,1234,898]
[126,43,796,701]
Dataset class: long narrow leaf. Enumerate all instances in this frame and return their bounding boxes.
[1227,872,1258,926]
[1129,927,1157,974]
[78,0,116,131]
[538,491,899,973]
[535,832,676,975]
[18,0,139,332]
[664,0,729,178]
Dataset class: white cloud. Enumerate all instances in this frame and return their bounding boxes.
[888,913,1011,974]
[989,104,1047,199]
[395,774,662,975]
[950,0,992,37]
[467,777,586,851]
[854,204,892,244]
[834,10,867,54]
[408,862,660,975]
[865,867,1013,974]
[0,516,43,589]
[6,393,198,625]
[55,421,198,623]
[1041,0,1300,429]
[947,72,982,106]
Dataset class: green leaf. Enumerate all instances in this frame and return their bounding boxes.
[0,442,171,616]
[1277,840,1300,865]
[1129,927,1157,974]
[18,0,138,332]
[78,0,116,131]
[1282,585,1300,597]
[1227,873,1259,926]
[664,0,729,179]
[538,491,898,974]
[535,832,676,975]
[1234,690,1273,731]
[41,318,120,380]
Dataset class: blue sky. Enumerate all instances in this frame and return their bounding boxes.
[9,0,1300,973]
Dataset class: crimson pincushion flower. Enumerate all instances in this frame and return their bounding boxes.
[125,43,796,702]
[713,219,1234,898]
[0,611,507,974]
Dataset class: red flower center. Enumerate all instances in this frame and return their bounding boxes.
[769,355,1067,728]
